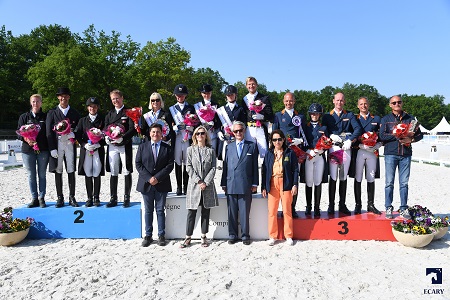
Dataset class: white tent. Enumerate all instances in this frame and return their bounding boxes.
[419,125,430,134]
[430,117,450,134]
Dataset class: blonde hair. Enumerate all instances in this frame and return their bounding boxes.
[110,89,123,97]
[148,92,164,109]
[30,94,42,101]
[192,125,212,147]
[245,76,258,85]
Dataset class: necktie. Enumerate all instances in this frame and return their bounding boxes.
[152,143,158,162]
[238,142,243,158]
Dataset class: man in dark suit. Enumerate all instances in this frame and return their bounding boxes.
[272,92,307,218]
[221,121,259,245]
[104,89,137,208]
[136,123,174,247]
[46,87,81,207]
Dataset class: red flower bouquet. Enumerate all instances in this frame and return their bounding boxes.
[104,124,125,142]
[287,137,311,163]
[86,127,103,155]
[393,121,419,147]
[198,104,216,123]
[53,119,75,144]
[360,132,378,147]
[125,107,142,135]
[182,113,200,142]
[224,125,235,138]
[315,135,333,151]
[17,124,41,152]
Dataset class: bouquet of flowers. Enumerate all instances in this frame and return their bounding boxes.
[86,127,103,155]
[393,119,419,147]
[53,119,75,144]
[198,104,216,123]
[125,107,142,135]
[183,113,200,142]
[287,137,311,163]
[0,207,34,233]
[224,125,235,139]
[17,124,41,152]
[248,100,266,126]
[360,132,378,147]
[330,149,344,165]
[104,123,125,143]
[155,119,170,137]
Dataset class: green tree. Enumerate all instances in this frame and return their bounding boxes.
[400,94,445,129]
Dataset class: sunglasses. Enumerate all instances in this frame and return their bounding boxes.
[272,138,284,142]
[390,101,402,105]
[151,99,161,102]
[233,129,244,134]
[196,131,206,136]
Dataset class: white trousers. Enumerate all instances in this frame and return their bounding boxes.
[245,126,267,158]
[56,139,75,174]
[174,133,189,165]
[83,151,101,177]
[329,145,351,181]
[305,155,325,187]
[354,149,377,183]
[108,144,130,176]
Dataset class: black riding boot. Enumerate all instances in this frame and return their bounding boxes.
[305,186,313,216]
[183,165,189,195]
[68,172,78,207]
[327,179,336,214]
[354,179,362,215]
[93,176,101,207]
[291,193,299,218]
[367,182,381,215]
[123,174,132,207]
[107,176,118,207]
[338,179,351,215]
[85,176,93,207]
[175,164,182,195]
[55,173,64,208]
[314,184,322,217]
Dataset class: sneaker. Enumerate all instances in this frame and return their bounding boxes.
[286,238,294,246]
[400,209,411,220]
[268,238,276,246]
[385,206,394,219]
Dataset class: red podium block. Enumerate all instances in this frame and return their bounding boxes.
[278,212,400,241]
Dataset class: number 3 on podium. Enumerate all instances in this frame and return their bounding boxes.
[337,221,349,235]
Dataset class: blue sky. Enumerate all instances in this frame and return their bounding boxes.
[1,0,450,103]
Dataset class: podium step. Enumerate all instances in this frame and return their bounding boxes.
[13,202,141,239]
[278,211,397,241]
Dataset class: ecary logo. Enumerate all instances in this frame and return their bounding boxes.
[426,268,442,284]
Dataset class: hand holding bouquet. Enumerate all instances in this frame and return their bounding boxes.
[86,128,103,155]
[287,137,311,163]
[54,119,75,144]
[17,124,41,152]
[183,113,200,142]
[249,100,266,126]
[393,120,419,146]
[104,124,125,145]
[125,107,142,135]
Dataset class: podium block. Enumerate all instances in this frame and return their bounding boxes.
[278,211,397,241]
[13,202,141,239]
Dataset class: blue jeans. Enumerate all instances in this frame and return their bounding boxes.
[384,155,411,210]
[142,187,167,237]
[22,151,50,199]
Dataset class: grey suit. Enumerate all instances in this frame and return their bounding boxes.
[220,140,259,240]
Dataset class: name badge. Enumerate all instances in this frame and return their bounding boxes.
[343,118,349,121]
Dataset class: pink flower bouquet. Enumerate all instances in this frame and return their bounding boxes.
[248,100,266,127]
[330,149,344,165]
[53,119,75,144]
[198,104,216,123]
[155,119,170,137]
[104,124,125,142]
[183,113,200,142]
[86,127,103,155]
[17,124,41,152]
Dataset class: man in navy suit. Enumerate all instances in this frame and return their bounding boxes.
[46,87,80,208]
[221,121,259,245]
[136,123,174,247]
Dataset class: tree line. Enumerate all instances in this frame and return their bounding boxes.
[1,24,449,131]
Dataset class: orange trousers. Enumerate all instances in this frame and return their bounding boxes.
[268,177,293,239]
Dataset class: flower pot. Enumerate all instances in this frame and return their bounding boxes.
[0,228,30,246]
[392,228,434,248]
[433,227,448,240]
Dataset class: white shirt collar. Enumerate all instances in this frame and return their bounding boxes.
[58,105,70,116]
[227,102,236,110]
[89,114,97,122]
[115,105,124,114]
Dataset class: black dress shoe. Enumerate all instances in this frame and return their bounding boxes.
[227,239,238,245]
[367,205,382,215]
[142,236,153,247]
[27,198,39,208]
[69,196,79,207]
[176,187,182,196]
[183,186,187,195]
[339,205,351,215]
[158,235,166,246]
[93,197,100,207]
[314,210,321,217]
[305,207,312,216]
[123,195,130,207]
[243,240,251,245]
[327,206,334,214]
[354,205,362,215]
[106,199,118,208]
[85,198,93,207]
[55,196,64,208]
[38,197,46,208]
[292,211,299,218]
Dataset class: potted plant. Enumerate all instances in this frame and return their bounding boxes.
[430,215,449,240]
[0,207,34,246]
[391,219,434,248]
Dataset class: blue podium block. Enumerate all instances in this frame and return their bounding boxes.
[13,202,141,239]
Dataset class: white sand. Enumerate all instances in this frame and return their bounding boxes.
[0,142,449,299]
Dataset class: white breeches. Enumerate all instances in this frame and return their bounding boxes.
[329,145,351,181]
[83,151,101,177]
[245,127,267,158]
[108,144,129,176]
[305,155,325,187]
[56,139,75,174]
[174,133,189,165]
[354,149,377,183]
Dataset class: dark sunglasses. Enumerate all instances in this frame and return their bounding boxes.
[272,138,284,142]
[196,131,206,136]
[233,129,244,134]
[390,101,402,105]
[151,99,161,102]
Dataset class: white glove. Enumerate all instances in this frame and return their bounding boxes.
[308,149,316,158]
[252,113,264,120]
[291,138,303,146]
[218,131,225,141]
[373,142,382,150]
[112,137,123,144]
[342,139,352,150]
[207,121,214,126]
[316,149,324,155]
[186,126,194,132]
[105,137,112,145]
[50,150,58,158]
[330,134,342,143]
[67,132,75,139]
[84,143,95,151]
